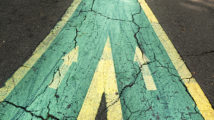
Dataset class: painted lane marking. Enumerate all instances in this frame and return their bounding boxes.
[77,37,123,120]
[0,0,212,119]
[49,47,78,89]
[134,47,157,90]
[138,0,214,119]
[0,0,82,102]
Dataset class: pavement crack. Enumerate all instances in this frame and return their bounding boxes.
[132,0,146,60]
[3,100,60,120]
[104,65,142,112]
[184,50,214,57]
[178,77,206,118]
[46,101,59,120]
[76,0,131,22]
[78,9,131,22]
[3,101,45,120]
[91,0,95,11]
[123,98,141,120]
[74,28,79,48]
[92,10,131,22]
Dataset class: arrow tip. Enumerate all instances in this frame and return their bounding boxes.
[134,47,149,65]
[63,46,79,63]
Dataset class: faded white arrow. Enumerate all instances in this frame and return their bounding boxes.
[49,46,79,89]
[134,47,157,90]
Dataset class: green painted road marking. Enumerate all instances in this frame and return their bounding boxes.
[0,0,213,119]
[0,0,82,102]
[49,46,79,89]
[139,0,214,119]
[134,46,157,90]
[78,37,122,120]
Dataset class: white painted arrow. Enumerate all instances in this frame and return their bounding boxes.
[134,47,157,90]
[49,46,79,89]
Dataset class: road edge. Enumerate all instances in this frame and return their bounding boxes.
[138,0,214,119]
[0,0,82,102]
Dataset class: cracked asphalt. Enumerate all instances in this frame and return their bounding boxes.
[146,0,214,107]
[0,0,213,119]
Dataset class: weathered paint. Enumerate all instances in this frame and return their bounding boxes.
[77,38,122,120]
[138,0,214,119]
[0,0,82,102]
[49,46,79,89]
[134,46,157,90]
[0,0,213,119]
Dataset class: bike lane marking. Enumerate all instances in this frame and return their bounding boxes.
[139,0,214,119]
[0,0,82,102]
[109,16,203,119]
[77,37,122,120]
[0,0,110,118]
[0,0,213,119]
[134,46,157,90]
[49,47,79,89]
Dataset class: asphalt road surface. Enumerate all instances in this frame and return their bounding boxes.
[0,0,74,87]
[0,0,213,117]
[146,0,214,107]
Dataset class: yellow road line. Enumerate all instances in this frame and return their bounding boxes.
[49,46,79,89]
[134,46,157,90]
[138,0,214,119]
[77,37,123,120]
[0,0,82,102]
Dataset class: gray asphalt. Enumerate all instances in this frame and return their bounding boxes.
[0,0,213,108]
[0,0,73,87]
[146,0,214,107]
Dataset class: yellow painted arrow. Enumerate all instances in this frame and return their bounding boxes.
[77,37,123,120]
[134,46,157,90]
[49,46,79,89]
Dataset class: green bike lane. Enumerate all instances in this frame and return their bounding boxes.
[0,0,208,119]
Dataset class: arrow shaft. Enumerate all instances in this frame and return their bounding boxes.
[78,37,123,120]
[141,65,157,90]
[49,48,78,89]
[135,47,157,90]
